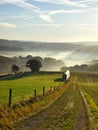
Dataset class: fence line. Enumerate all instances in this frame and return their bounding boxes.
[8,84,64,107]
[34,89,37,102]
[43,87,45,96]
[9,89,12,107]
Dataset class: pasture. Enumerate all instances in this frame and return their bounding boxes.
[1,71,98,130]
[0,72,62,106]
[76,72,98,106]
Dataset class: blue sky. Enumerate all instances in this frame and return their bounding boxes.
[0,0,98,42]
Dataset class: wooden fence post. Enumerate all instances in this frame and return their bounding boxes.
[9,89,12,107]
[54,86,56,92]
[43,87,45,96]
[50,86,52,94]
[34,89,36,101]
[57,86,59,91]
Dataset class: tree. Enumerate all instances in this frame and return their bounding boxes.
[26,59,42,72]
[90,63,98,73]
[60,66,67,72]
[12,64,19,74]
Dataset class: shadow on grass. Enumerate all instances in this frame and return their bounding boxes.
[0,72,32,81]
[0,71,63,81]
[54,78,64,82]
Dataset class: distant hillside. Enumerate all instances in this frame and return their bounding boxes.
[0,39,98,66]
[0,39,24,51]
[0,56,12,74]
[67,59,98,73]
[0,39,84,52]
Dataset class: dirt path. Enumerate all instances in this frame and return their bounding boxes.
[16,77,90,130]
[73,85,90,130]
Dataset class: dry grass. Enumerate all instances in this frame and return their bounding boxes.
[0,81,70,130]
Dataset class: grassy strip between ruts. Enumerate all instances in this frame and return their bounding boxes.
[0,77,73,130]
[82,89,98,130]
[47,89,76,130]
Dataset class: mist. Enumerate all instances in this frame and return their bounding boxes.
[0,39,98,66]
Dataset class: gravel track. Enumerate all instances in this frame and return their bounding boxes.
[17,76,91,130]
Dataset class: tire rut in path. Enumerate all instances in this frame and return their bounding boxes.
[19,77,90,130]
[73,84,90,130]
[20,83,74,130]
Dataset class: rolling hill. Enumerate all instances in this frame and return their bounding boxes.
[0,39,98,66]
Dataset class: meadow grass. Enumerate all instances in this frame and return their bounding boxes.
[76,72,98,129]
[1,71,98,130]
[82,91,98,129]
[0,72,62,106]
[0,73,69,130]
[77,72,98,106]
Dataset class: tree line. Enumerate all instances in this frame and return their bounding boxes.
[12,59,42,74]
[1,55,98,74]
[0,55,65,74]
[61,62,98,73]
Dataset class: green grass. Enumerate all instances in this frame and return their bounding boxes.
[82,91,98,129]
[0,72,62,106]
[1,71,98,130]
[76,72,98,106]
[0,72,68,130]
[76,72,98,129]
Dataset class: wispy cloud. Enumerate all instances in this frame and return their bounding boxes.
[28,23,63,28]
[79,0,98,4]
[0,0,52,22]
[34,0,98,10]
[0,0,98,22]
[19,23,98,31]
[34,0,90,7]
[71,23,98,31]
[0,0,93,22]
[0,15,35,21]
[47,9,85,15]
[18,23,63,29]
[0,22,16,28]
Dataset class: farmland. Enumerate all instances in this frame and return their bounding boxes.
[0,72,98,130]
[0,72,62,106]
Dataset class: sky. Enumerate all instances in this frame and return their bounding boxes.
[0,0,98,42]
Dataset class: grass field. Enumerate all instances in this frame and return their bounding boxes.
[0,72,62,106]
[1,71,98,130]
[76,72,98,106]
